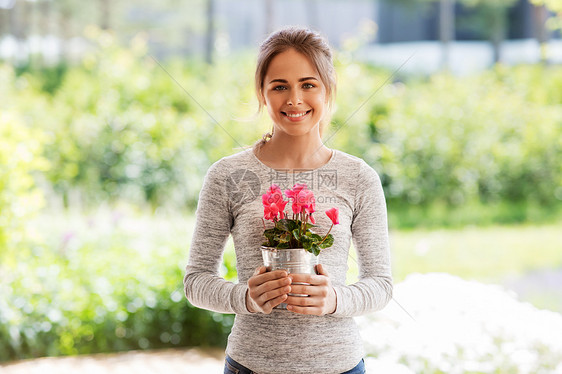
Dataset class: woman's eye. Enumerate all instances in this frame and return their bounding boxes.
[303,83,315,89]
[273,86,287,91]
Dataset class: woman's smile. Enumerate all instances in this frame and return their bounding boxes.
[282,109,312,121]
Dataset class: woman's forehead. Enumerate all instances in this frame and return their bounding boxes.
[265,49,320,81]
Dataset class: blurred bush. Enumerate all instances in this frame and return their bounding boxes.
[330,61,562,227]
[0,211,233,361]
[4,30,561,224]
[0,64,50,255]
[9,29,261,210]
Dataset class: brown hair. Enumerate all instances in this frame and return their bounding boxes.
[253,26,336,153]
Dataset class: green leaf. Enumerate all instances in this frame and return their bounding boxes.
[318,234,334,249]
[263,228,278,246]
[311,243,321,256]
[292,229,300,241]
[276,219,297,232]
[279,232,291,243]
[300,234,313,250]
[310,233,323,242]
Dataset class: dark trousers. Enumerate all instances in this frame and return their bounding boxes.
[224,355,366,374]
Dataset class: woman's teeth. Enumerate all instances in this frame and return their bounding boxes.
[284,110,310,118]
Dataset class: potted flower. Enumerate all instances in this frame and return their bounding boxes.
[260,183,339,277]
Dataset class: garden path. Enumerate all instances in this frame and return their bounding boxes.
[0,347,224,374]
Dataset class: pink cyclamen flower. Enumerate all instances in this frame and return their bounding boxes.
[296,189,315,214]
[263,184,283,205]
[325,207,339,225]
[262,184,287,221]
[304,198,315,215]
[264,203,279,221]
[285,183,307,198]
[277,200,287,219]
[286,184,315,214]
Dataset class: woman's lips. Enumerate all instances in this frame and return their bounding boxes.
[281,110,312,122]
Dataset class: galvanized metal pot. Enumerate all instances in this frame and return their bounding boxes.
[260,246,319,309]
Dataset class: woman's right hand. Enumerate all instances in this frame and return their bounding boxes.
[246,266,292,314]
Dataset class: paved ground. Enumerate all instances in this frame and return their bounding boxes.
[0,348,225,374]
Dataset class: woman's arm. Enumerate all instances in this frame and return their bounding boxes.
[331,160,393,317]
[183,161,252,315]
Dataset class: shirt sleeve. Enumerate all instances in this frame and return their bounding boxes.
[183,160,252,315]
[331,160,393,317]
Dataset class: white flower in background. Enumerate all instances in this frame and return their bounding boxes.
[358,273,562,374]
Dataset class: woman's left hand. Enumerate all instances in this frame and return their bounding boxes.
[285,264,337,316]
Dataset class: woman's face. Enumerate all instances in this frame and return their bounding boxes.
[262,48,328,138]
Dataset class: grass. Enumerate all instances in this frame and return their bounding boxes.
[343,222,562,312]
[387,223,562,283]
[387,200,562,229]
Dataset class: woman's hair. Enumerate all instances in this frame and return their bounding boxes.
[253,26,336,153]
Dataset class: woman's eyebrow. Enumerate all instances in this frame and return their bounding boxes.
[268,77,319,84]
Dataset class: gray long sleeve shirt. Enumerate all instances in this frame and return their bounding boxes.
[184,148,392,374]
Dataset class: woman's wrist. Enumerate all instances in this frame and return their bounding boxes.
[328,286,337,314]
[245,289,257,313]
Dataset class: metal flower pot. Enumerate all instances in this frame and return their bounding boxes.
[260,246,318,309]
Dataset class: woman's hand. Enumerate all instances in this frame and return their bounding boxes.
[285,264,337,316]
[246,266,292,314]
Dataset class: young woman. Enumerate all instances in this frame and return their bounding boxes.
[184,26,392,374]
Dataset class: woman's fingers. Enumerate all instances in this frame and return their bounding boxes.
[248,269,289,287]
[289,273,327,286]
[287,283,328,296]
[247,266,292,314]
[286,292,335,314]
[285,295,318,306]
[255,283,291,303]
[251,274,291,294]
[285,264,337,315]
[264,293,288,312]
[316,263,329,276]
[247,264,337,315]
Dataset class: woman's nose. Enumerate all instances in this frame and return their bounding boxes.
[287,90,303,106]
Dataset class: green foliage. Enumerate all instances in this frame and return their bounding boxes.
[2,33,561,226]
[0,102,49,253]
[0,213,232,361]
[262,218,329,255]
[7,29,261,210]
[15,62,69,94]
[330,63,562,227]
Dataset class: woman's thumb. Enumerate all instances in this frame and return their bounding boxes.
[316,264,329,276]
[254,266,267,276]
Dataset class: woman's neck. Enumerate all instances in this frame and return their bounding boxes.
[256,134,332,171]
